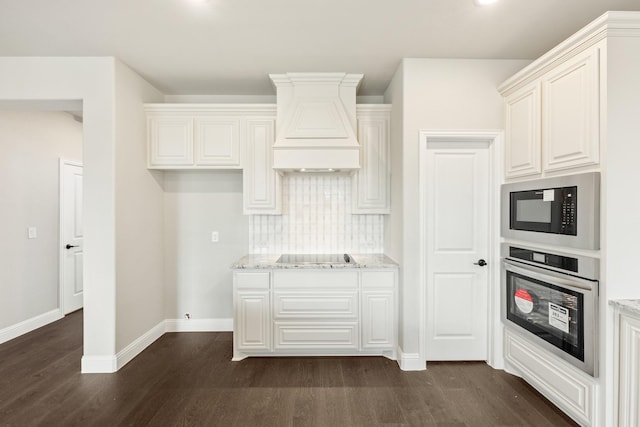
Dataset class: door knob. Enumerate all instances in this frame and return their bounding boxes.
[65,244,78,250]
[474,259,487,267]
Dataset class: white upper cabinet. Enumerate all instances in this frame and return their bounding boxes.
[542,46,600,172]
[148,116,194,167]
[501,41,603,180]
[352,105,391,214]
[504,82,541,178]
[505,82,540,178]
[194,117,241,167]
[243,118,281,214]
[146,105,275,170]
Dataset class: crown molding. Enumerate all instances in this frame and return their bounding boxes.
[498,11,640,96]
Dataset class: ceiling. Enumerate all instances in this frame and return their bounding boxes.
[2,0,640,96]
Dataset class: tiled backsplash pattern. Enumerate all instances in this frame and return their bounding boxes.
[249,174,384,254]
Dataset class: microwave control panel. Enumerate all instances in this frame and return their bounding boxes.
[560,187,577,234]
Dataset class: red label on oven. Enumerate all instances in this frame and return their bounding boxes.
[514,289,534,314]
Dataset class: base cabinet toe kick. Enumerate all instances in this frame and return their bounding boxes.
[232,268,398,361]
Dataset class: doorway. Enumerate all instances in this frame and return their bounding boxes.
[0,107,83,344]
[419,131,502,367]
[60,160,84,314]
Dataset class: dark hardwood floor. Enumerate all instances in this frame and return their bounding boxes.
[0,311,577,426]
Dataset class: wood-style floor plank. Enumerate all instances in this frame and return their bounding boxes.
[0,312,578,426]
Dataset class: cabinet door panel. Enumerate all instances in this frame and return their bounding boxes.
[235,292,271,351]
[543,47,600,172]
[195,117,241,167]
[505,83,541,178]
[362,291,395,349]
[618,313,640,427]
[148,116,194,166]
[243,118,281,214]
[353,112,390,213]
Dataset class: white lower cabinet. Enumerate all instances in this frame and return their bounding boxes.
[362,291,394,349]
[232,268,397,360]
[274,322,359,350]
[617,311,640,427]
[233,271,271,360]
[504,328,595,426]
[235,292,271,353]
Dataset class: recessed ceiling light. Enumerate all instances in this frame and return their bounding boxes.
[475,0,498,5]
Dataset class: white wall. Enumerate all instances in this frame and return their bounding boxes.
[0,111,82,332]
[600,35,640,427]
[384,61,405,348]
[163,171,248,321]
[114,61,165,353]
[0,57,119,368]
[385,58,531,357]
[0,57,167,372]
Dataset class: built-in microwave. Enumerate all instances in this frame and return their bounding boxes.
[501,172,600,250]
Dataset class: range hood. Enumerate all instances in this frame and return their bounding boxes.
[269,72,363,171]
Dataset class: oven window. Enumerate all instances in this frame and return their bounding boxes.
[506,270,584,361]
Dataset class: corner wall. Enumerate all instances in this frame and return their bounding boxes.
[0,57,119,368]
[389,58,531,358]
[114,60,165,354]
[383,61,405,351]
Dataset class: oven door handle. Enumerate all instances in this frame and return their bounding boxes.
[503,259,597,292]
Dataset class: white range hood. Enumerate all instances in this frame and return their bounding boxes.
[269,72,363,171]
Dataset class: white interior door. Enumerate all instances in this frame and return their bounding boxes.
[61,161,83,314]
[425,142,490,361]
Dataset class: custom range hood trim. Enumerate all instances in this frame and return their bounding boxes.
[269,72,364,171]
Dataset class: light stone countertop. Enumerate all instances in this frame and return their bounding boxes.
[231,253,399,269]
[610,299,640,318]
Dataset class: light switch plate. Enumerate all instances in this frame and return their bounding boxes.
[28,227,37,239]
[211,231,219,243]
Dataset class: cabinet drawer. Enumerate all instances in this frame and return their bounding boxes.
[234,271,270,289]
[361,270,396,289]
[274,292,358,319]
[273,270,358,289]
[505,329,594,426]
[274,322,358,350]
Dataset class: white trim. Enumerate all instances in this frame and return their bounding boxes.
[0,309,63,345]
[79,318,233,373]
[165,318,233,332]
[59,158,83,316]
[418,130,503,368]
[397,348,425,371]
[81,355,117,373]
[115,320,166,370]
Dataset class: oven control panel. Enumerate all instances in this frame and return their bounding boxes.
[509,246,578,273]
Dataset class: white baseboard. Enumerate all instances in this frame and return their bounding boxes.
[115,320,166,371]
[81,355,117,373]
[165,318,233,332]
[397,348,426,371]
[45,317,232,373]
[0,309,63,345]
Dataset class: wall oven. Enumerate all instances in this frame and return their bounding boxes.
[502,244,599,376]
[501,172,600,249]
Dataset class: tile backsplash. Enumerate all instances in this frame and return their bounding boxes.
[249,173,384,254]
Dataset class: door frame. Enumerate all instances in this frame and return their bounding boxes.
[59,158,83,316]
[419,130,504,369]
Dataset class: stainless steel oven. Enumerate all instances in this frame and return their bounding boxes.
[501,172,600,249]
[502,244,599,376]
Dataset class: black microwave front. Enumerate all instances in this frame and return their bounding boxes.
[501,172,600,250]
